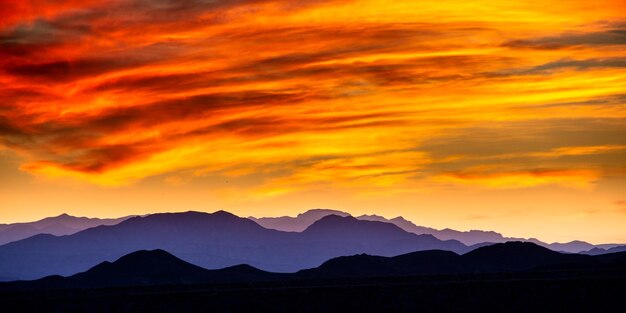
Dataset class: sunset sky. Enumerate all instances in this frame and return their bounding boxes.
[1,0,625,244]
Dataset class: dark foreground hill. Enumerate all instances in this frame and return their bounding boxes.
[0,211,467,281]
[2,242,625,291]
[1,250,282,290]
[1,243,625,312]
[297,242,617,279]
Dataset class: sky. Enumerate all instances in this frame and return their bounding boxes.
[1,0,625,244]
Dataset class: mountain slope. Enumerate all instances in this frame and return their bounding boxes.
[0,211,468,281]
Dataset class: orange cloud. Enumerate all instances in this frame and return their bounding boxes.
[434,168,600,189]
[2,0,626,244]
[0,0,625,192]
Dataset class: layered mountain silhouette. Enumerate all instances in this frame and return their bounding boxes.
[583,245,626,255]
[2,209,623,283]
[0,211,467,281]
[0,213,132,245]
[3,242,625,291]
[252,209,609,252]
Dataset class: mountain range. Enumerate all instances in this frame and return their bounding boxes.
[0,211,468,281]
[2,209,621,256]
[2,242,625,291]
[1,209,624,282]
[252,209,624,253]
[0,214,133,245]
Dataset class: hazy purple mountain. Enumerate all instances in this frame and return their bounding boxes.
[0,213,133,245]
[249,209,350,232]
[253,210,520,246]
[583,245,626,255]
[0,211,468,281]
[596,243,624,250]
[356,214,439,236]
[547,240,596,253]
[251,209,607,253]
[357,214,515,245]
[363,216,609,253]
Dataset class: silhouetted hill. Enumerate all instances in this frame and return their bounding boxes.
[297,250,460,279]
[594,251,626,268]
[0,211,468,281]
[583,245,626,255]
[2,243,626,293]
[461,242,594,272]
[0,213,132,245]
[299,215,466,258]
[70,249,212,287]
[1,250,281,290]
[303,215,413,239]
[0,242,626,291]
[297,242,610,280]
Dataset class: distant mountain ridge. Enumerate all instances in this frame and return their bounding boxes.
[0,211,468,281]
[583,245,626,255]
[3,242,626,291]
[252,209,623,253]
[249,209,350,232]
[0,213,133,245]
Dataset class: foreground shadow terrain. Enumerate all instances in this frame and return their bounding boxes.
[1,242,625,312]
[1,271,625,312]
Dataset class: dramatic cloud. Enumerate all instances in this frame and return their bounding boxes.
[1,0,625,242]
[1,0,624,187]
[505,28,626,49]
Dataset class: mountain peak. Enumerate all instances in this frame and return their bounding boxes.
[250,209,351,232]
[390,216,409,222]
[86,249,185,273]
[461,241,585,272]
[116,249,174,261]
[297,209,350,219]
[41,213,79,222]
[302,214,410,239]
[211,210,239,218]
[308,214,357,226]
[70,249,211,288]
[467,241,552,255]
[133,210,241,221]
